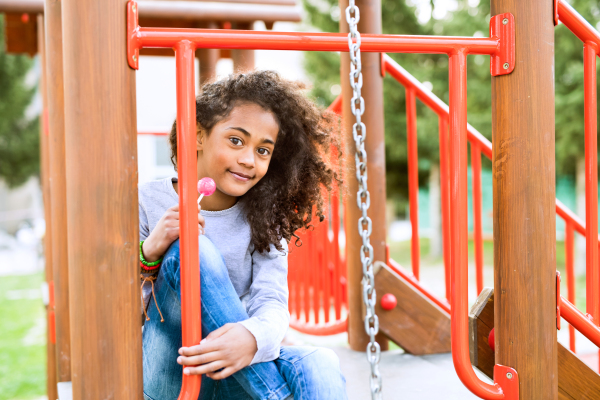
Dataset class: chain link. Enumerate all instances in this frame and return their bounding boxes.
[345,1,382,398]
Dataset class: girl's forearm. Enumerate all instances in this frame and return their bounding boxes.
[142,237,167,262]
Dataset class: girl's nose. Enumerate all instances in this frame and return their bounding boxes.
[237,149,255,169]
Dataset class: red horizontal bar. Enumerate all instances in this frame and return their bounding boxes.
[558,0,600,53]
[137,28,499,54]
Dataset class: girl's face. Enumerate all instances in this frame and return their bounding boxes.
[196,102,279,209]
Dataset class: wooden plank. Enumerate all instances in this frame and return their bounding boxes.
[4,12,37,56]
[62,0,142,398]
[470,289,600,399]
[375,264,451,355]
[491,0,558,397]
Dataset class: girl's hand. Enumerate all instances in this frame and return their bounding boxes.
[177,323,258,379]
[142,204,205,262]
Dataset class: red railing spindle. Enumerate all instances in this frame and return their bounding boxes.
[470,142,484,294]
[565,222,576,352]
[406,87,420,280]
[438,116,452,304]
[584,42,599,325]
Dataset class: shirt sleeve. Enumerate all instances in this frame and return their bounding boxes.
[139,200,150,241]
[238,239,290,365]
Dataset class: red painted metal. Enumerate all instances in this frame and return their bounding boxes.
[438,117,452,304]
[561,296,600,348]
[406,88,420,281]
[137,128,169,136]
[175,40,202,400]
[387,259,450,314]
[565,223,576,351]
[488,328,495,352]
[493,365,519,400]
[557,272,562,331]
[380,293,397,311]
[584,42,599,325]
[554,0,559,26]
[558,0,600,54]
[471,143,484,294]
[488,13,515,76]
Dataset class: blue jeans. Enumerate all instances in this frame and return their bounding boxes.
[143,237,347,400]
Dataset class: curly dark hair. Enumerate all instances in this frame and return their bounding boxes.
[169,70,342,253]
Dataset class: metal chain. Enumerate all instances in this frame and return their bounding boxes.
[345,1,382,398]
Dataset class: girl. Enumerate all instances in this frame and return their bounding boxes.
[139,71,348,399]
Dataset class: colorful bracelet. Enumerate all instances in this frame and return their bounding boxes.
[140,260,161,272]
[140,240,163,268]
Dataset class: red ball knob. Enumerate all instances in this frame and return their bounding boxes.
[380,293,397,311]
[488,328,495,352]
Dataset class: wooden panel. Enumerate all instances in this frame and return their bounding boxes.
[470,289,600,399]
[62,0,142,398]
[375,264,451,355]
[4,13,37,56]
[491,0,558,398]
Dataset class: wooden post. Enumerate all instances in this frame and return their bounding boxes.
[491,1,557,398]
[61,0,142,397]
[38,14,58,400]
[198,22,219,85]
[232,22,255,72]
[339,0,388,351]
[45,0,71,383]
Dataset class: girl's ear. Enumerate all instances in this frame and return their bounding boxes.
[196,123,204,151]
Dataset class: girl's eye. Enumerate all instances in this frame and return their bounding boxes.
[230,138,242,146]
[257,148,270,156]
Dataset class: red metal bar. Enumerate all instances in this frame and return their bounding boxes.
[584,42,599,324]
[137,128,169,136]
[471,143,484,294]
[561,296,600,348]
[438,117,452,304]
[387,259,450,314]
[406,88,420,280]
[448,51,505,399]
[558,0,600,54]
[175,40,201,400]
[565,223,576,352]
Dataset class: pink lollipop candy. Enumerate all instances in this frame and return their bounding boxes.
[197,177,216,204]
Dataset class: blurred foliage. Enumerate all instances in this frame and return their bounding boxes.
[302,0,600,216]
[0,15,40,188]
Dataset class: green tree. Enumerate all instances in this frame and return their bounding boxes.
[0,15,40,188]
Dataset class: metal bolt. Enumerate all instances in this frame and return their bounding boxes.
[502,18,509,25]
[133,55,137,62]
[503,62,509,70]
[132,4,136,12]
[506,372,513,380]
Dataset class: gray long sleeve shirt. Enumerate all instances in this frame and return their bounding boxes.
[139,177,290,365]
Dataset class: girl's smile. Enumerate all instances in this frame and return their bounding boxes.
[195,102,279,211]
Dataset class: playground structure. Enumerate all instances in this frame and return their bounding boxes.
[2,0,600,399]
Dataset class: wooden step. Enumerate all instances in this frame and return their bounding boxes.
[374,263,451,355]
[469,288,600,400]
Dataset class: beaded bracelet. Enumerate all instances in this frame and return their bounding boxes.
[140,240,163,269]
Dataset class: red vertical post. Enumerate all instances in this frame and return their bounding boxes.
[584,42,599,325]
[565,223,576,352]
[175,40,202,400]
[406,87,420,280]
[471,143,484,294]
[438,117,452,303]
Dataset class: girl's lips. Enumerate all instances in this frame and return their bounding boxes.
[229,171,251,182]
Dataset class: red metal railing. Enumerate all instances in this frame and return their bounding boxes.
[128,2,520,397]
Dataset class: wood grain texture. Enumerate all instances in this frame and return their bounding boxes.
[4,13,37,55]
[375,264,451,354]
[491,0,558,398]
[198,22,220,85]
[45,0,71,382]
[339,0,388,351]
[61,0,142,398]
[470,289,600,399]
[38,14,58,400]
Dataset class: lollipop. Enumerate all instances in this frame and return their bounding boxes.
[197,177,216,205]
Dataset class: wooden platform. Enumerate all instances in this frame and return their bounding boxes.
[470,288,600,400]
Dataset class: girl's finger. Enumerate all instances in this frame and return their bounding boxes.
[177,350,222,366]
[206,366,237,380]
[183,360,226,376]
